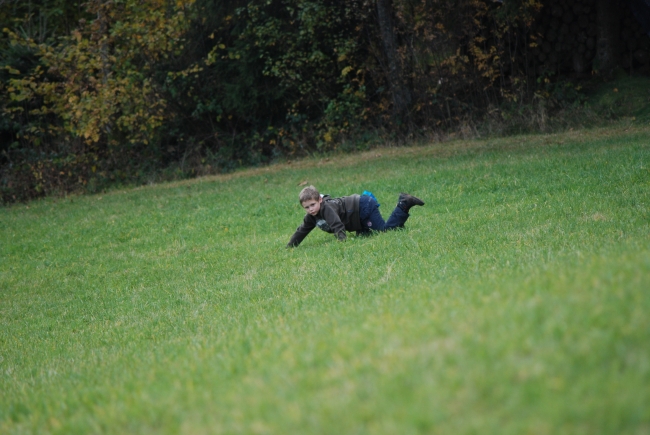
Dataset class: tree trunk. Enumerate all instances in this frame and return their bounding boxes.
[376,0,411,126]
[596,0,621,75]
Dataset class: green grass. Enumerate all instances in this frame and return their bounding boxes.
[1,124,649,435]
[583,74,650,122]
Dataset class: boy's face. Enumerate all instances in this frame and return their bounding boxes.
[301,197,322,216]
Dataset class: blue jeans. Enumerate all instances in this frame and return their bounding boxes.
[358,195,409,234]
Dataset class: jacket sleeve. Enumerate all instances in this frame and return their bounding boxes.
[287,216,316,247]
[322,204,347,241]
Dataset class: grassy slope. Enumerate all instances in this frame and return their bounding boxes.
[1,124,649,434]
[584,75,650,122]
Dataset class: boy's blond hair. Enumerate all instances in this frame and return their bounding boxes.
[299,185,320,204]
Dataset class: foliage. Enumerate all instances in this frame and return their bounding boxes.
[1,0,193,201]
[161,0,372,163]
[2,0,647,203]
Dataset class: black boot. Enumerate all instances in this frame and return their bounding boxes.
[398,193,424,212]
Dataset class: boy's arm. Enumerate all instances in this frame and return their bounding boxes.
[322,205,347,242]
[287,218,315,247]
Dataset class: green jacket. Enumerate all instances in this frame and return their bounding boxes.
[287,194,361,247]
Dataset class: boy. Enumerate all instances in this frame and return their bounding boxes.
[287,185,424,247]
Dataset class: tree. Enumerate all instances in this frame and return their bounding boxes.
[376,0,412,126]
[2,0,194,200]
[596,0,622,75]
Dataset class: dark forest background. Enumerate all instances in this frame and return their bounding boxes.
[2,0,649,203]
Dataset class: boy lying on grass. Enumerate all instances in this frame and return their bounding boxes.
[287,185,424,247]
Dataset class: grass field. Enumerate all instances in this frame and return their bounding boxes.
[1,123,649,434]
